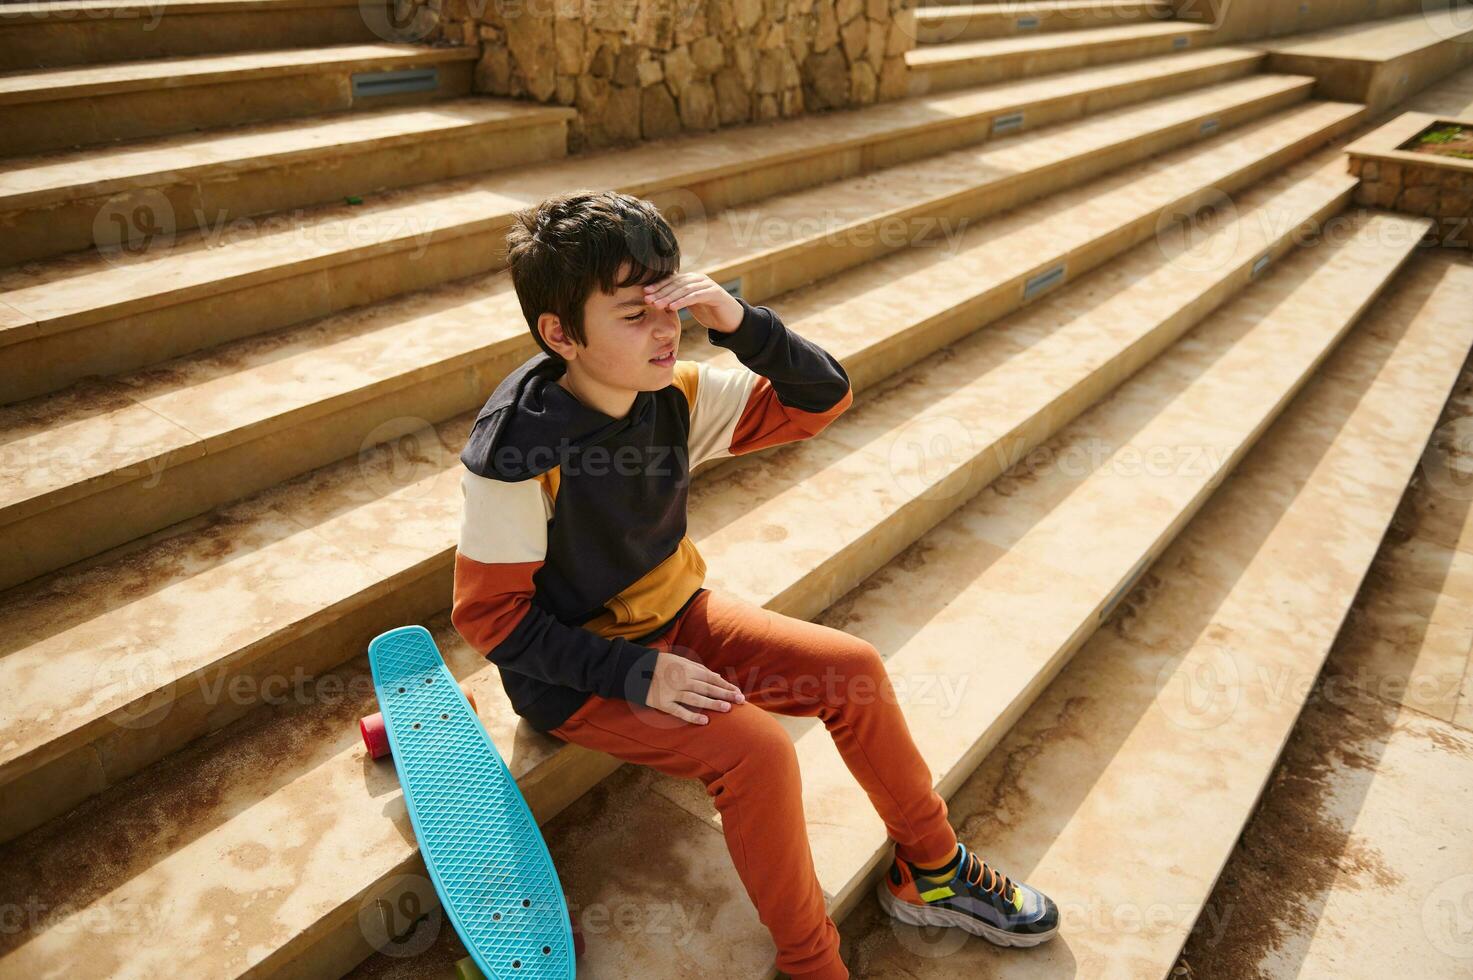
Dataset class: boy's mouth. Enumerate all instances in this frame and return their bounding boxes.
[649,348,675,366]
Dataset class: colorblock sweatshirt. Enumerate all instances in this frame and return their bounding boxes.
[451,296,855,734]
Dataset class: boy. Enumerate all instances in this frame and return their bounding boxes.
[451,189,1058,979]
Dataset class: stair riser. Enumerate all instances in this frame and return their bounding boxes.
[0,94,1347,595]
[0,118,569,270]
[0,5,380,72]
[0,53,1263,404]
[911,30,1209,94]
[0,58,475,156]
[916,2,1170,43]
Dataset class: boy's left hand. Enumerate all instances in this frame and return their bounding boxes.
[643,273,744,334]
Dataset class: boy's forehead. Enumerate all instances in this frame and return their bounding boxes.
[593,273,671,311]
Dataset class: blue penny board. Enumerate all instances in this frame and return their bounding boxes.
[368,625,575,978]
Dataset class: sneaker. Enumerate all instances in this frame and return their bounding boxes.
[875,841,1059,947]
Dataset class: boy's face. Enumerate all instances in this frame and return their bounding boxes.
[542,261,682,391]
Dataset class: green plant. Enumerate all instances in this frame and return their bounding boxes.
[1418,124,1465,145]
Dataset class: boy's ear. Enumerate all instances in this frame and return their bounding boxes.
[538,312,572,358]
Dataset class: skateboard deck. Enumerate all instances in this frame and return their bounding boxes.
[365,625,577,978]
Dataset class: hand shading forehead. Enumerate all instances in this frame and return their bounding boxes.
[598,276,671,313]
[607,291,653,311]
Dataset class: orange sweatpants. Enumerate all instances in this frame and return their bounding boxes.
[549,587,959,979]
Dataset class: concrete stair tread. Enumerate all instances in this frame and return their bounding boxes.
[0,42,478,105]
[920,0,1167,12]
[0,79,1328,530]
[915,0,1172,33]
[900,249,1473,977]
[913,2,1177,47]
[4,0,361,13]
[0,110,1355,807]
[0,97,578,211]
[355,207,1446,978]
[0,154,1390,979]
[907,19,1211,65]
[1264,8,1473,62]
[0,45,1262,332]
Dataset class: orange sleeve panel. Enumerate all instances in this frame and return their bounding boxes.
[450,551,544,659]
[728,375,854,456]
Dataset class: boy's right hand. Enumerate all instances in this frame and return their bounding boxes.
[645,650,746,724]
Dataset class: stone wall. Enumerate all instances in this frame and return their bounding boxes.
[1351,156,1473,248]
[392,0,917,154]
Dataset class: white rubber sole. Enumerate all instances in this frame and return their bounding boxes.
[874,875,1057,948]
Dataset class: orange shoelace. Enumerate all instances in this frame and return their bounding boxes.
[963,851,1016,904]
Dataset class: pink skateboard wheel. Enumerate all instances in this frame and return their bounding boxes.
[361,682,479,760]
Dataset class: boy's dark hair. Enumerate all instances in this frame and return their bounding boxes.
[505,189,682,362]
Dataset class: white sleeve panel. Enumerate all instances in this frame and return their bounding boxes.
[687,359,760,469]
[458,468,550,565]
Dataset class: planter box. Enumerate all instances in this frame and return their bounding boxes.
[1347,111,1473,248]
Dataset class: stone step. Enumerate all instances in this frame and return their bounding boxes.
[1333,383,1473,727]
[0,97,578,267]
[1264,8,1473,112]
[0,95,1359,845]
[907,20,1216,94]
[855,248,1473,978]
[0,42,479,155]
[915,0,1173,44]
[0,145,1376,980]
[0,0,383,71]
[0,85,1351,598]
[1177,342,1473,978]
[0,45,1265,402]
[350,207,1446,979]
[1181,672,1473,977]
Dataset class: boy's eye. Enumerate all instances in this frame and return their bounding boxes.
[625,310,646,321]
